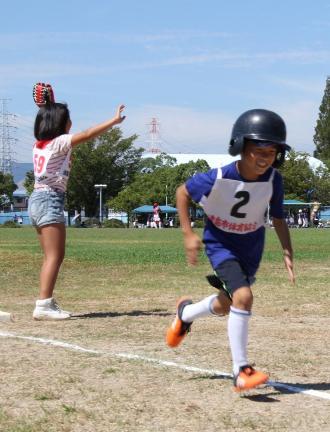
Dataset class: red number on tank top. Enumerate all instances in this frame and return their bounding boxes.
[34,154,46,174]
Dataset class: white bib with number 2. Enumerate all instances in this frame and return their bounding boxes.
[200,168,274,234]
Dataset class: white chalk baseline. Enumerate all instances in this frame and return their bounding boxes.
[1,331,329,402]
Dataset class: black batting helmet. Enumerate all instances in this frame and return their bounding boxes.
[228,109,291,168]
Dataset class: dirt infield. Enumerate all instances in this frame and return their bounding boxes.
[0,229,330,431]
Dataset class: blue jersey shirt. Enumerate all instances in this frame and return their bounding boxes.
[186,161,284,276]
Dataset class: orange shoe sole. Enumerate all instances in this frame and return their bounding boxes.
[234,371,269,392]
[166,316,184,347]
[166,297,192,348]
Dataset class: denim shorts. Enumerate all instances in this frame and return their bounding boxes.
[28,190,65,227]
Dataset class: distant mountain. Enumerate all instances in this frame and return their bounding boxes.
[12,162,33,184]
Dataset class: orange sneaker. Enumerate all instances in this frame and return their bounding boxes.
[233,365,269,392]
[166,298,193,348]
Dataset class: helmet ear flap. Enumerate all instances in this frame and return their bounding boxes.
[272,150,285,168]
[229,136,244,156]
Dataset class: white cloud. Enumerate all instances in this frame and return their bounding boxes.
[0,48,329,85]
[0,64,106,80]
[121,105,236,154]
[269,76,326,95]
[279,100,320,153]
[120,102,319,156]
[15,101,319,163]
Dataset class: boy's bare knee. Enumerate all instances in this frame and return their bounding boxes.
[232,287,253,311]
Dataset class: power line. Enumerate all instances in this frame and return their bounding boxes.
[145,118,163,154]
[0,99,16,174]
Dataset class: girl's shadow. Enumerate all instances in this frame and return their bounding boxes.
[70,309,172,319]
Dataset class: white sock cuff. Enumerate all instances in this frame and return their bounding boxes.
[208,294,219,315]
[230,306,251,316]
[36,297,53,305]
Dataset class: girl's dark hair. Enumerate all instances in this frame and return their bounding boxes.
[34,102,70,140]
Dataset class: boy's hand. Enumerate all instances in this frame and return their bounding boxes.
[184,232,202,266]
[283,253,295,284]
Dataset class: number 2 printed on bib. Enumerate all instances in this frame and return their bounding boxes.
[200,169,274,234]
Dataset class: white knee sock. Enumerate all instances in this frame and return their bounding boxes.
[181,294,218,323]
[228,306,251,375]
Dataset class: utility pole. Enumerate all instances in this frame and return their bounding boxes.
[94,184,107,223]
[0,99,16,175]
[145,117,162,154]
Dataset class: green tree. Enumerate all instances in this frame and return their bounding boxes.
[0,171,17,209]
[314,76,330,162]
[279,151,316,200]
[311,165,330,204]
[108,159,210,218]
[67,128,143,216]
[138,153,177,172]
[23,170,34,195]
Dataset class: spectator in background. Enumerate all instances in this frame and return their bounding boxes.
[312,211,319,228]
[153,202,161,228]
[298,210,303,228]
[288,214,295,228]
[302,208,309,228]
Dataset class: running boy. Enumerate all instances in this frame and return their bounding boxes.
[166,109,295,391]
[29,83,125,320]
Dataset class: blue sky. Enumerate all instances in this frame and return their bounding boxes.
[1,0,329,162]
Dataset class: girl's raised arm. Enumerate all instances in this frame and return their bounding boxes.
[71,104,126,147]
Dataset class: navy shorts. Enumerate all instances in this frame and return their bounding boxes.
[28,190,65,227]
[212,259,256,298]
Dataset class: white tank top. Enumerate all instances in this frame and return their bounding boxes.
[33,134,72,193]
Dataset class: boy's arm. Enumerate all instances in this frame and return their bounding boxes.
[272,217,295,284]
[71,105,126,147]
[176,184,202,266]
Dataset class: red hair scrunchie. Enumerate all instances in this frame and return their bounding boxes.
[33,82,55,107]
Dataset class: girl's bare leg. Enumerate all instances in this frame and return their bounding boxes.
[36,223,66,299]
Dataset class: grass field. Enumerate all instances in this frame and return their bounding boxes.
[0,227,330,431]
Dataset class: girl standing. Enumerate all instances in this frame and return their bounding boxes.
[29,83,125,320]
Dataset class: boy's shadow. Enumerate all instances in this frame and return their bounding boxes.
[70,309,172,319]
[270,381,330,392]
[241,381,330,402]
[194,375,280,403]
[198,375,330,403]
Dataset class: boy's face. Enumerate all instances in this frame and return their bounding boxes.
[242,141,278,176]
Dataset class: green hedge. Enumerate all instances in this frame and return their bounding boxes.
[0,220,21,228]
[103,218,126,228]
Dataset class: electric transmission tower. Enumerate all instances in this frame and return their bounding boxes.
[145,117,163,153]
[0,99,16,175]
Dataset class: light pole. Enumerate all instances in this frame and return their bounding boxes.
[94,184,107,223]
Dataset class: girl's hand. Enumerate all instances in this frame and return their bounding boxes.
[114,104,126,124]
[184,232,202,266]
